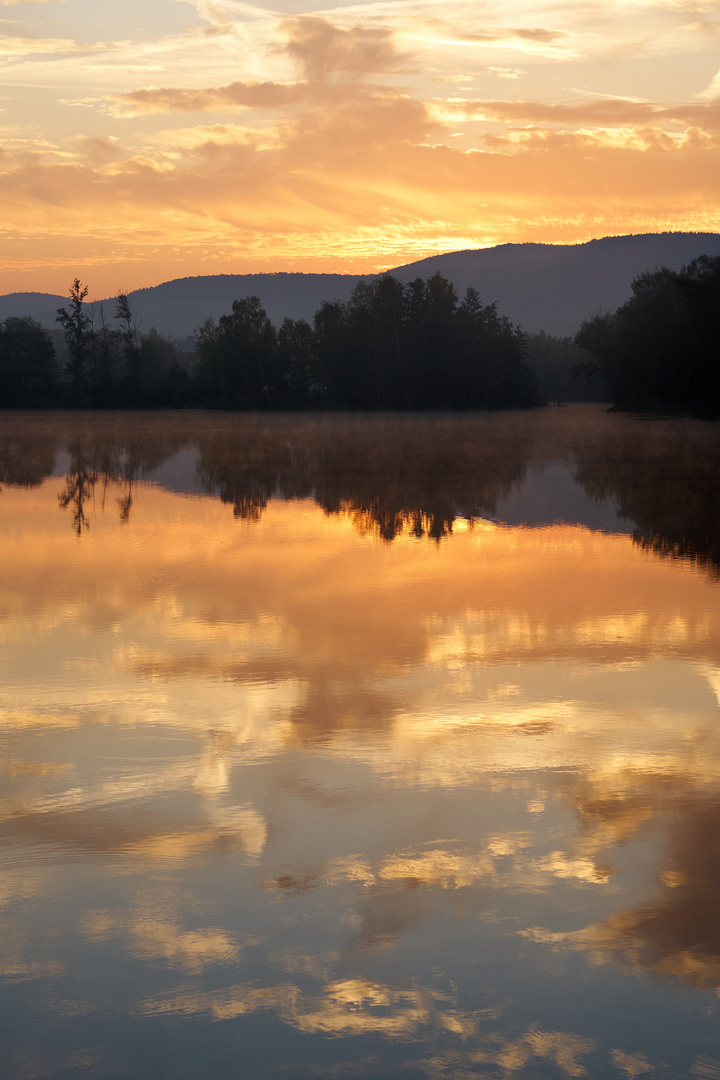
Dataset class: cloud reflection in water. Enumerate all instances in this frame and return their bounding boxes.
[0,408,719,1078]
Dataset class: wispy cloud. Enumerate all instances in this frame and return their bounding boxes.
[116,80,309,117]
[432,95,720,131]
[0,18,107,55]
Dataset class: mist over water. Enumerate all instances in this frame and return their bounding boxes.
[1,406,719,1080]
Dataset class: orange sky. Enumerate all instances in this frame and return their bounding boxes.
[1,0,719,295]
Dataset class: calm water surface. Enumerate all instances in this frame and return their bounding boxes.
[1,407,719,1079]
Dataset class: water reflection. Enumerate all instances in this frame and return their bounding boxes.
[574,415,720,577]
[3,407,719,569]
[1,408,720,1078]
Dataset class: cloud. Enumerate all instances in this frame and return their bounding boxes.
[408,16,572,57]
[116,79,308,117]
[0,20,110,55]
[113,16,408,117]
[484,67,526,79]
[280,15,409,82]
[0,37,95,56]
[2,5,720,291]
[513,27,566,42]
[459,27,567,44]
[700,68,720,99]
[73,135,122,163]
[433,95,720,132]
[1,110,719,294]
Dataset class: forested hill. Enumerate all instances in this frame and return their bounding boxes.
[2,232,720,339]
[390,233,720,336]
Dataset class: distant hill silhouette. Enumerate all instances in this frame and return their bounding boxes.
[0,291,69,323]
[390,233,720,336]
[3,232,720,339]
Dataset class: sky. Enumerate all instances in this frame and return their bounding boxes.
[1,0,719,296]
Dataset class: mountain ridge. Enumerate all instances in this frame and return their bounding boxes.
[3,232,720,340]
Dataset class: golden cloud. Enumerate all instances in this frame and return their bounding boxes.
[114,14,410,118]
[435,95,720,131]
[0,0,718,290]
[2,71,719,294]
[461,27,567,44]
[0,3,717,291]
[116,80,309,117]
[406,15,573,58]
[281,16,409,83]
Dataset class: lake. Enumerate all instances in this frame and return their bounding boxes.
[1,406,719,1080]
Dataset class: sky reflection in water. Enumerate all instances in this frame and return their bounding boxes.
[1,407,719,1080]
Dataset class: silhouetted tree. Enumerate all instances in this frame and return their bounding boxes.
[57,279,92,401]
[0,316,57,405]
[406,272,459,407]
[138,328,191,406]
[90,304,121,406]
[312,273,534,410]
[575,255,720,413]
[314,298,358,408]
[3,272,536,412]
[277,317,318,405]
[194,296,278,407]
[116,293,142,405]
[456,290,533,408]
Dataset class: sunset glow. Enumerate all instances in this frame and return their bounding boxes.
[1,0,719,295]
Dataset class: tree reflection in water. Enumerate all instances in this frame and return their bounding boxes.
[0,408,715,568]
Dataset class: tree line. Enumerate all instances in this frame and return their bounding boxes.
[0,281,192,408]
[575,254,720,414]
[0,272,543,410]
[7,252,717,412]
[195,272,540,409]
